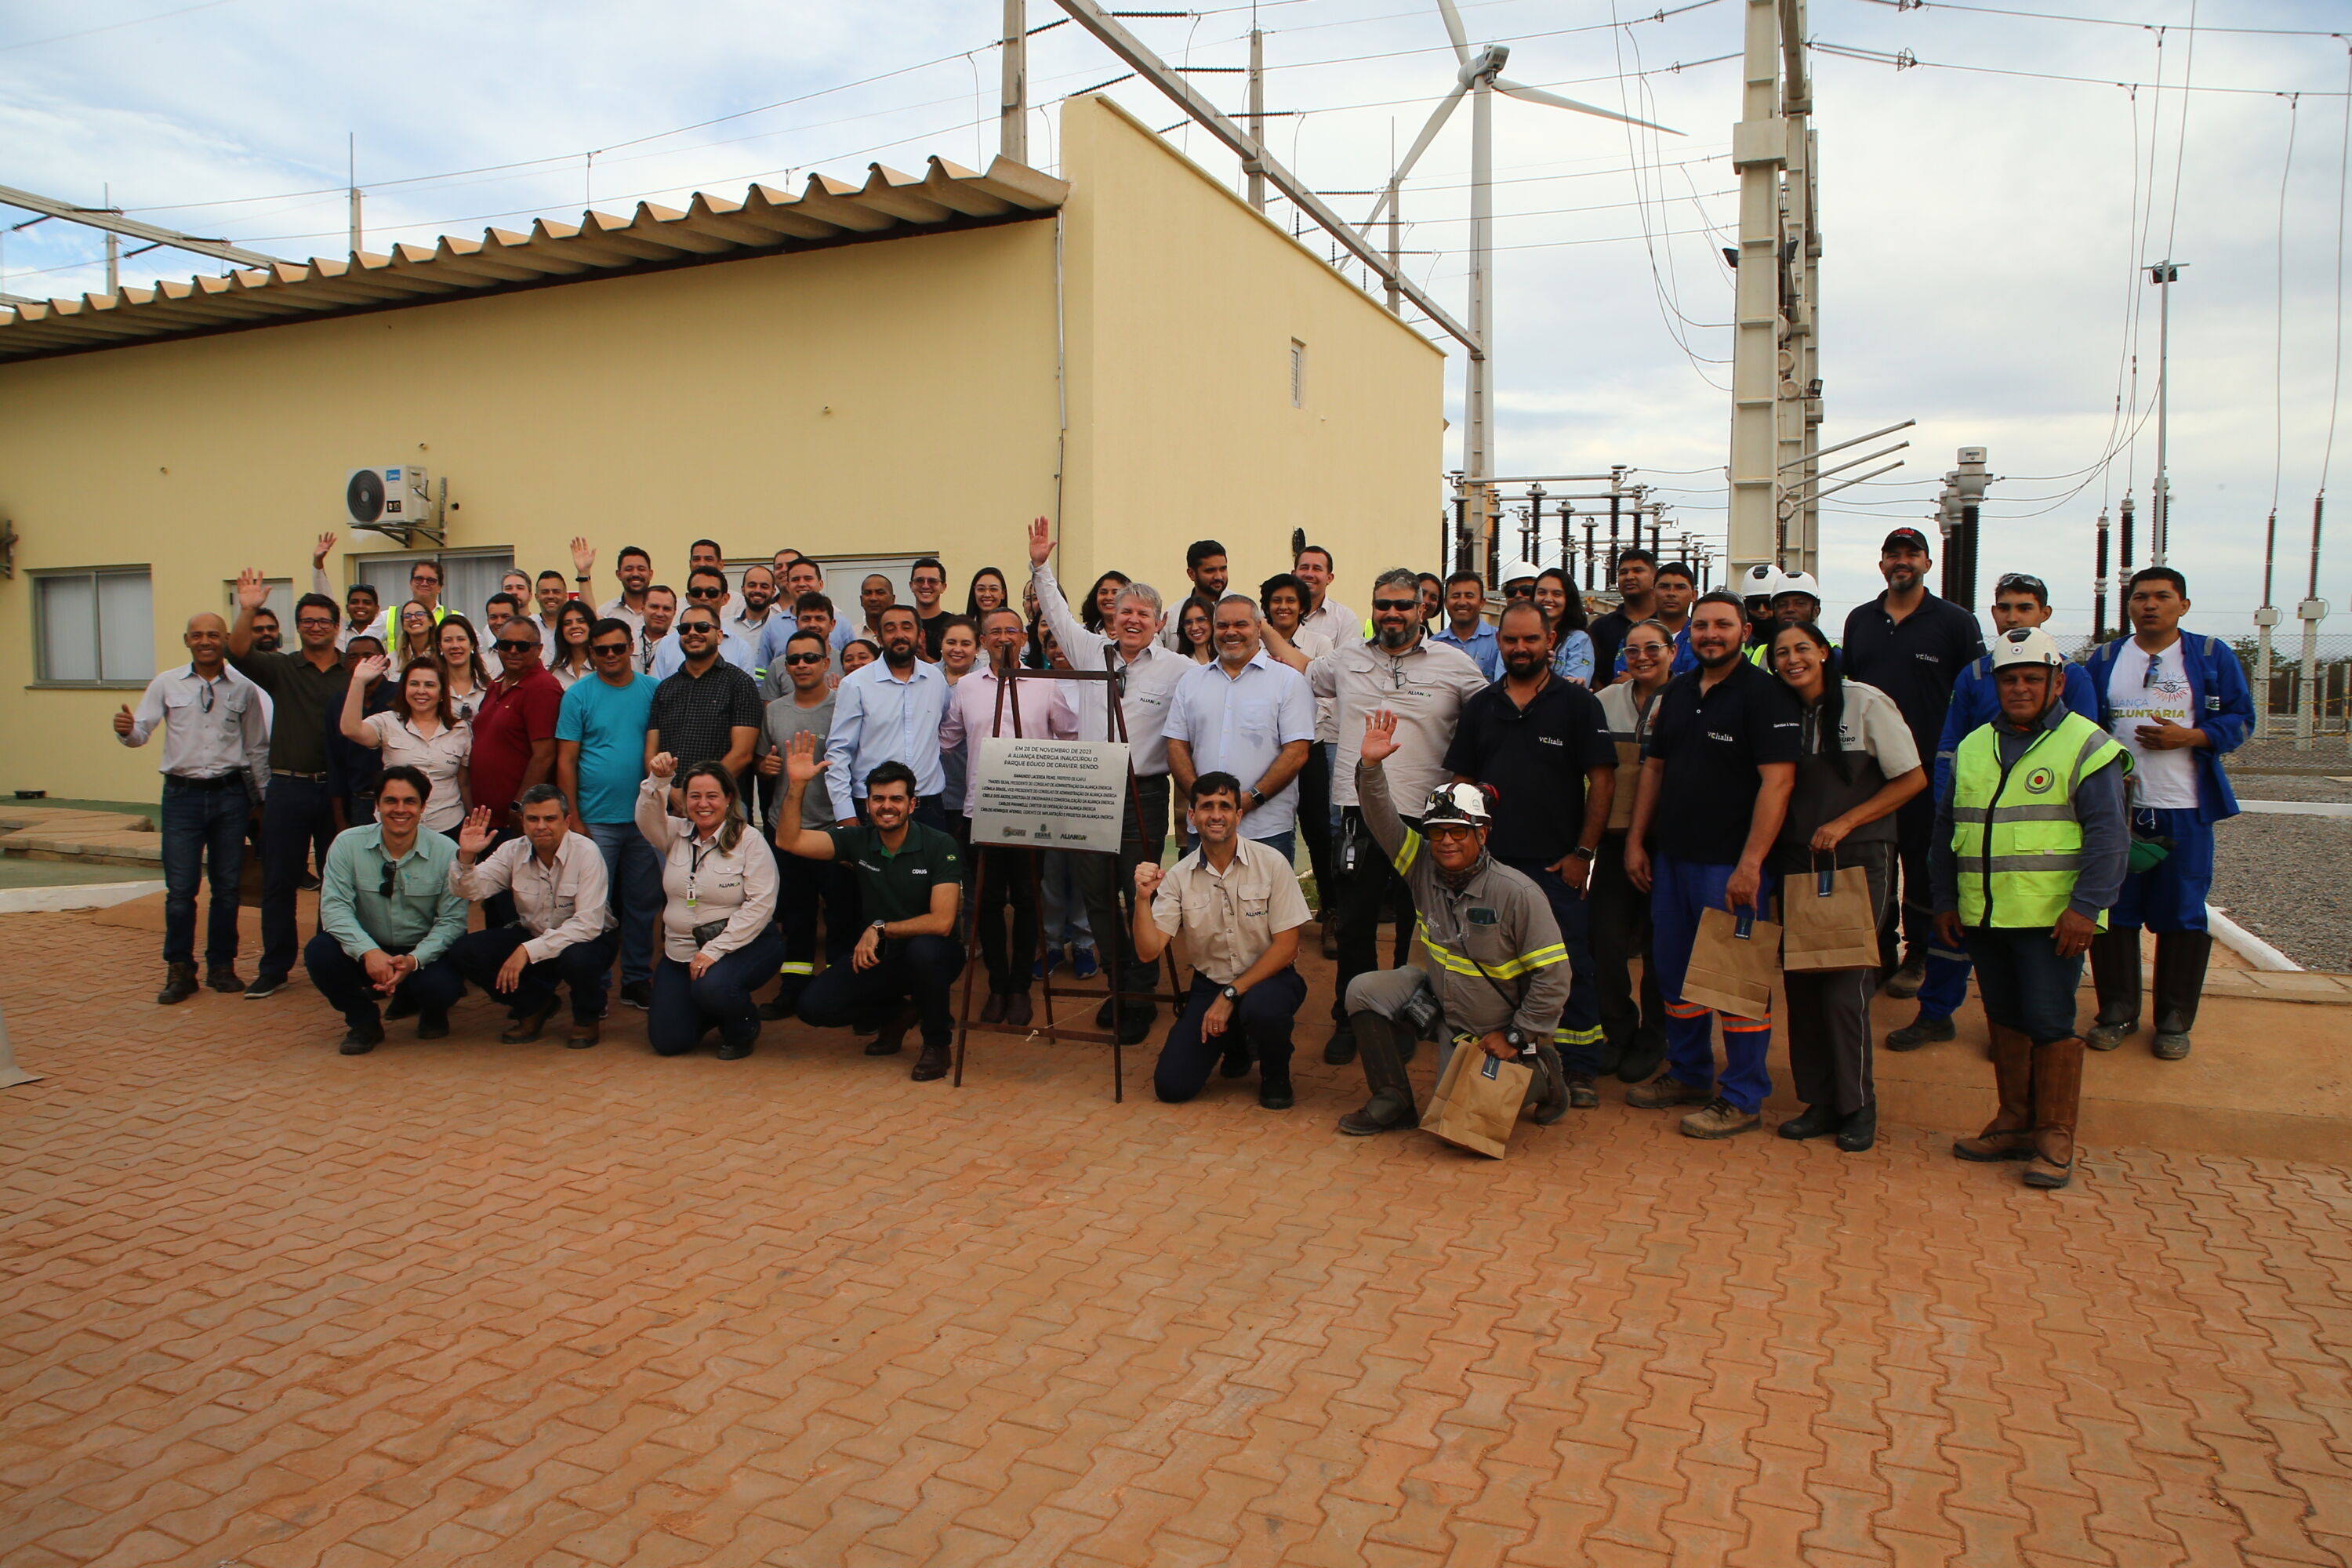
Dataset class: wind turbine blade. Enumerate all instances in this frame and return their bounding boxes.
[1493,77,1682,136]
[1432,0,1470,64]
[1359,82,1468,230]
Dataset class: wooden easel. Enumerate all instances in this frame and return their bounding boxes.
[952,664,1182,1102]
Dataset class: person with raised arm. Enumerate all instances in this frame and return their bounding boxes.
[635,750,783,1059]
[446,786,617,1047]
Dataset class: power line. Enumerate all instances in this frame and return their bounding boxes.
[0,0,237,51]
[1852,0,2349,41]
[2276,94,2299,517]
[1811,40,2348,98]
[2324,46,2352,495]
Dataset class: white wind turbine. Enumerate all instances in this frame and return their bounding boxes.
[1359,0,1679,498]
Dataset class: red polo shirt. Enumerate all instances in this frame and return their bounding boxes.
[472,666,564,815]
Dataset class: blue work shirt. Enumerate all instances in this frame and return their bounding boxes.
[1162,651,1317,838]
[825,657,950,821]
[1933,654,2098,803]
[2082,630,2253,826]
[1432,622,1501,680]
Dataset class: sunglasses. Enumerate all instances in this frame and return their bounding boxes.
[782,652,827,666]
[1997,574,2049,599]
[494,639,535,654]
[590,641,630,655]
[1625,643,1669,658]
[685,586,724,600]
[377,859,399,898]
[679,621,718,635]
[1370,598,1419,613]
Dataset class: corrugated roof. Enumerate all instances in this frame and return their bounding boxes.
[0,154,1069,364]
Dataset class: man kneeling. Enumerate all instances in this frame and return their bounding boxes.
[1339,711,1573,1135]
[775,733,965,1080]
[303,764,468,1054]
[1132,772,1311,1109]
[447,786,619,1047]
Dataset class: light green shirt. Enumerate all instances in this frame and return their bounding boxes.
[318,823,468,965]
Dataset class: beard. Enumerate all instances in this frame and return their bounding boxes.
[1501,651,1547,679]
[1375,622,1416,652]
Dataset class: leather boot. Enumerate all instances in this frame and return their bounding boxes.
[2151,931,2212,1061]
[2022,1035,2085,1189]
[2085,929,2141,1051]
[1952,1023,2036,1162]
[1528,1040,1570,1127]
[1335,1011,1418,1135]
[157,962,200,1005]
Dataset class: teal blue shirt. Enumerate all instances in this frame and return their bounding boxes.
[557,671,658,824]
[318,823,468,965]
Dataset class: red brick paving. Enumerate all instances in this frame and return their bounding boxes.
[3,908,2349,1567]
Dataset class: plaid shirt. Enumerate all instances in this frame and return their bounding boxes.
[649,659,764,772]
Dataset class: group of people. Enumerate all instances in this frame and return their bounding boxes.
[114,514,2249,1189]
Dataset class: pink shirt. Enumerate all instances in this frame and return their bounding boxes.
[939,664,1077,817]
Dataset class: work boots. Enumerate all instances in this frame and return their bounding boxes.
[2151,931,2212,1061]
[1335,1011,1418,1135]
[2022,1035,2085,1189]
[1951,1023,2036,1163]
[1528,1040,1570,1127]
[2085,929,2142,1051]
[156,962,199,1006]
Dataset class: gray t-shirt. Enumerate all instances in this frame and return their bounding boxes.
[761,690,835,764]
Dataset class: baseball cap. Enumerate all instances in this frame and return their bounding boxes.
[1881,527,1933,554]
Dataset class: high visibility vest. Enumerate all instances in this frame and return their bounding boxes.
[1950,711,2129,930]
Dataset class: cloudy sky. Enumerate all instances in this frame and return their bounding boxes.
[3,0,2347,637]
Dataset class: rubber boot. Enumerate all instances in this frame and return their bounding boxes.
[1951,1023,2036,1162]
[2151,931,2212,1061]
[1335,1011,1418,1135]
[2021,1035,2084,1189]
[1528,1040,1570,1127]
[2084,929,2141,1051]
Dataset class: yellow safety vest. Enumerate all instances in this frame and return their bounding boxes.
[1949,711,2129,931]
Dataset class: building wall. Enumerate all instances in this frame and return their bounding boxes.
[0,220,1063,800]
[1057,96,1447,615]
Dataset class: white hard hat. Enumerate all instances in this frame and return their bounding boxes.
[1499,559,1541,586]
[1988,626,2065,670]
[1740,562,1788,601]
[1771,570,1822,604]
[1421,780,1495,827]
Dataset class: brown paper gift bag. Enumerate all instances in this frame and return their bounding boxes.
[1782,862,1882,973]
[1423,1042,1535,1160]
[1680,906,1780,1019]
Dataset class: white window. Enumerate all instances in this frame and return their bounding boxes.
[1290,338,1307,408]
[349,549,514,626]
[223,577,294,631]
[35,568,154,685]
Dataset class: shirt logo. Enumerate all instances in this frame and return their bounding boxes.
[1537,734,1563,747]
[1468,907,1497,925]
[2025,767,2056,794]
[1707,730,1735,743]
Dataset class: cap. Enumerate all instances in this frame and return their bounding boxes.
[1882,526,1933,554]
[1988,626,2064,670]
[1421,780,1494,828]
[1771,570,1822,603]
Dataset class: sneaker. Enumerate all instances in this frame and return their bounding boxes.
[1624,1074,1712,1110]
[1884,1014,1955,1052]
[1679,1098,1762,1139]
[205,967,242,994]
[1033,946,1065,981]
[243,974,286,1000]
[620,981,653,1011]
[338,1022,384,1055]
[1070,946,1099,981]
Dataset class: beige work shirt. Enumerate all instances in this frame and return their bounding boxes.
[1149,835,1311,986]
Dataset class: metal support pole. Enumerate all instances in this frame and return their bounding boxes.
[1726,0,1786,580]
[1466,65,1495,491]
[2255,508,2279,739]
[348,133,363,256]
[2093,506,2111,643]
[2296,493,2328,750]
[2119,494,2136,579]
[1247,29,1266,212]
[103,230,118,294]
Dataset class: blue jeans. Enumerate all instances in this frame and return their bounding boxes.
[648,926,787,1054]
[585,819,665,985]
[1649,853,1777,1112]
[159,776,248,969]
[1962,925,2085,1045]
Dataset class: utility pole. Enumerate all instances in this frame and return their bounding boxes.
[1465,45,1501,497]
[1246,28,1267,212]
[347,134,363,256]
[2255,508,2280,739]
[0,183,281,268]
[1777,0,1821,576]
[2148,260,2184,566]
[1382,120,1401,316]
[1728,0,1806,580]
[2296,493,2328,750]
[103,234,118,295]
[1001,0,1029,165]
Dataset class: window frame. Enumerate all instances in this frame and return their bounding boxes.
[29,564,156,689]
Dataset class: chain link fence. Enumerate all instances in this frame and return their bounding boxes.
[2056,633,2352,737]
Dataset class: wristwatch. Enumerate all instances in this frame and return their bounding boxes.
[869,919,887,935]
[1219,984,1240,1002]
[1570,844,1598,862]
[1247,787,1265,807]
[1503,1026,1531,1054]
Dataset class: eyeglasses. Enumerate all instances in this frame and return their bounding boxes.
[782,652,826,666]
[590,641,630,655]
[1624,642,1669,659]
[494,639,535,654]
[685,586,724,600]
[1370,598,1418,613]
[296,615,336,629]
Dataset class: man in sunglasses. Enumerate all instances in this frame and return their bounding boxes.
[649,567,758,678]
[472,619,564,927]
[648,605,764,805]
[1261,565,1487,1069]
[1889,572,2101,1054]
[557,617,662,1010]
[229,568,352,1000]
[753,628,854,1022]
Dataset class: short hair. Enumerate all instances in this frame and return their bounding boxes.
[980,608,1025,633]
[347,583,379,604]
[645,583,677,606]
[741,562,776,585]
[786,556,822,579]
[1444,568,1484,591]
[1296,544,1334,572]
[295,592,339,621]
[1372,566,1419,600]
[250,607,280,623]
[910,557,946,581]
[1259,571,1309,609]
[862,573,892,590]
[1416,571,1444,591]
[1186,539,1228,571]
[347,635,385,657]
[2127,566,2187,597]
[844,637,880,659]
[1616,547,1659,570]
[675,606,720,633]
[1213,593,1259,622]
[1189,771,1244,805]
[1690,590,1748,621]
[376,764,430,802]
[535,569,567,585]
[866,760,919,797]
[590,616,635,646]
[617,545,652,568]
[938,613,980,641]
[794,590,836,618]
[690,537,722,557]
[408,560,443,583]
[784,627,829,655]
[687,565,728,591]
[500,617,543,643]
[1654,561,1697,586]
[484,593,521,615]
[877,603,920,629]
[1497,600,1550,636]
[518,782,569,814]
[1114,581,1164,618]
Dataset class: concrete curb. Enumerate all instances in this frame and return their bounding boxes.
[2208,903,2302,973]
[0,880,166,915]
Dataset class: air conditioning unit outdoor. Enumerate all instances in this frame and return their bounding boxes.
[346,465,429,527]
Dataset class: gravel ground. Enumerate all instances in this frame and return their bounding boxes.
[2224,736,2352,776]
[2226,773,2352,804]
[2211,812,2352,971]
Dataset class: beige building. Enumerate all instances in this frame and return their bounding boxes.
[0,96,1442,802]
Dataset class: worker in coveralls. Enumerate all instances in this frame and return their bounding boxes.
[1937,626,2131,1190]
[2079,566,2253,1062]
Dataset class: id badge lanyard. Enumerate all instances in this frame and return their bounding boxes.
[686,837,716,912]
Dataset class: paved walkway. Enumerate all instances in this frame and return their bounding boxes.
[3,909,2349,1567]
